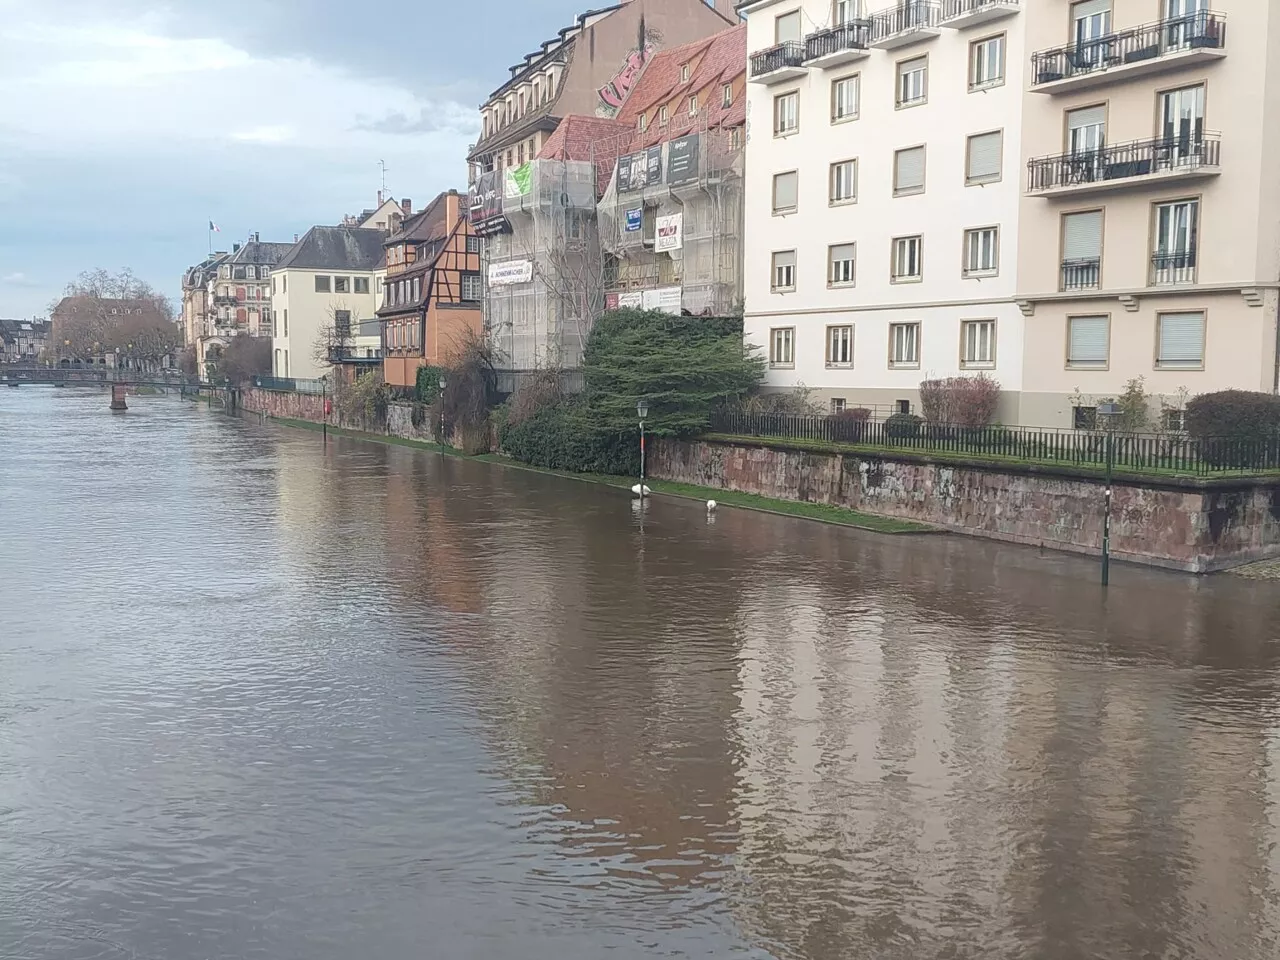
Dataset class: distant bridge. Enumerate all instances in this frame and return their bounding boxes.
[0,365,203,392]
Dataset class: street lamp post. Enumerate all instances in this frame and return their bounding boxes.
[1096,401,1120,587]
[438,375,447,446]
[637,398,649,499]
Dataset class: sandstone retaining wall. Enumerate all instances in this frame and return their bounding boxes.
[652,438,1280,573]
[239,388,437,443]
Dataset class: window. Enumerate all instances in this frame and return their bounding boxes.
[638,113,647,132]
[518,143,525,164]
[892,235,923,282]
[770,327,795,366]
[461,272,483,301]
[772,171,798,215]
[466,236,481,254]
[1061,209,1103,289]
[283,309,288,336]
[771,250,797,292]
[730,127,742,149]
[966,131,1003,185]
[315,275,331,292]
[680,63,690,83]
[354,277,370,294]
[1067,315,1110,368]
[1072,0,1113,66]
[232,266,246,280]
[896,399,912,415]
[773,91,798,135]
[1156,311,1206,369]
[834,0,861,25]
[893,146,925,196]
[688,95,698,116]
[246,266,257,280]
[831,75,859,122]
[961,320,996,368]
[830,398,846,414]
[722,83,733,108]
[1163,408,1187,432]
[412,277,421,302]
[659,104,668,124]
[1066,104,1106,157]
[827,325,854,367]
[775,10,801,43]
[1152,199,1199,285]
[889,323,920,367]
[829,243,856,286]
[283,276,287,293]
[964,227,999,277]
[896,56,927,108]
[334,309,352,338]
[272,277,277,295]
[335,276,350,293]
[830,159,857,205]
[1159,84,1205,165]
[1073,406,1099,430]
[969,35,1005,90]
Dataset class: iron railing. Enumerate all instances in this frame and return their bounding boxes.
[871,1,941,41]
[707,411,1280,477]
[750,41,806,78]
[254,375,326,395]
[804,21,872,61]
[1061,258,1101,290]
[328,346,384,362]
[1027,133,1220,191]
[1031,11,1226,86]
[941,0,1018,21]
[1151,251,1197,285]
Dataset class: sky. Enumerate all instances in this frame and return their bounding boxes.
[0,0,588,317]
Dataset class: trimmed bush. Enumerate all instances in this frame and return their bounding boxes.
[828,407,871,443]
[884,412,923,440]
[497,399,640,476]
[1185,390,1280,442]
[918,375,1001,428]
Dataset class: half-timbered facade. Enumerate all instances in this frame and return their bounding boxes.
[379,189,483,389]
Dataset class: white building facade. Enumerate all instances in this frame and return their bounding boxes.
[740,0,1028,419]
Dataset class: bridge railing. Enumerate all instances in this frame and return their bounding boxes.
[253,376,327,395]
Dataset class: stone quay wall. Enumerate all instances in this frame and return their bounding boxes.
[651,438,1280,573]
[238,388,437,444]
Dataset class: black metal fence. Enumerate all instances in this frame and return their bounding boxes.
[1028,134,1220,192]
[1151,251,1197,286]
[871,1,940,40]
[1061,258,1101,290]
[254,376,326,395]
[707,411,1280,477]
[1031,11,1227,86]
[749,41,805,79]
[804,21,871,61]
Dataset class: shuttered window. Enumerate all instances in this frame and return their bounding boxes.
[772,250,797,291]
[892,236,923,281]
[775,10,801,43]
[829,243,856,285]
[894,146,926,196]
[966,131,1003,184]
[1062,210,1103,260]
[896,57,927,107]
[770,327,795,365]
[830,159,857,203]
[772,171,798,213]
[1072,0,1112,20]
[1157,312,1205,368]
[1067,315,1109,367]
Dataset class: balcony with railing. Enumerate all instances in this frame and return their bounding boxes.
[869,1,941,50]
[1031,11,1226,94]
[328,346,384,364]
[1027,133,1221,198]
[1151,251,1196,287]
[1061,258,1101,291]
[804,20,872,68]
[748,41,807,84]
[939,0,1019,29]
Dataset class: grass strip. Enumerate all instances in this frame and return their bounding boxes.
[262,416,929,534]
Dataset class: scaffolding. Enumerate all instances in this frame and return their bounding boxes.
[596,121,744,317]
[483,158,602,374]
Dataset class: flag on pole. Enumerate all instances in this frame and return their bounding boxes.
[209,220,221,233]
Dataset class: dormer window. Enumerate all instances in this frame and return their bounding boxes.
[689,95,698,116]
[680,63,690,83]
[722,84,732,108]
[659,105,668,125]
[639,113,647,132]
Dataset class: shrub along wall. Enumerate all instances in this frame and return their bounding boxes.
[650,437,1280,573]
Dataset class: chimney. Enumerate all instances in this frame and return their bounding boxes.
[445,190,461,224]
[254,231,260,242]
[233,243,241,253]
[377,189,384,206]
[401,198,412,216]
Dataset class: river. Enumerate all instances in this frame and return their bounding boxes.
[3,387,1280,959]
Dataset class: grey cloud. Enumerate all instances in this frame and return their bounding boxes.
[353,108,480,137]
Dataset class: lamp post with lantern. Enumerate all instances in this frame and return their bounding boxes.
[1096,400,1120,586]
[637,398,649,499]
[438,375,447,446]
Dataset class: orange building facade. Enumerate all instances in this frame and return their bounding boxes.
[379,190,484,390]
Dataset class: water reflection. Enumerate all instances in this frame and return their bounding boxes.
[2,388,1280,959]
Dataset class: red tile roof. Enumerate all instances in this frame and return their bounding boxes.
[617,23,745,151]
[537,114,634,192]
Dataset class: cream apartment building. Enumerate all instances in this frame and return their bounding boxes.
[1017,0,1279,427]
[740,0,1028,418]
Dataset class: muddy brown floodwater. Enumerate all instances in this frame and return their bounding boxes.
[3,387,1280,959]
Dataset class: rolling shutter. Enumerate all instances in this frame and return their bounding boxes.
[895,146,925,192]
[967,132,1002,182]
[773,171,798,211]
[1158,312,1205,366]
[1068,315,1109,364]
[1067,105,1106,132]
[1062,211,1103,260]
[1072,0,1111,19]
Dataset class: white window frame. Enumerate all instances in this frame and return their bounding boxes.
[831,74,860,123]
[896,56,927,109]
[461,273,483,301]
[688,94,698,116]
[1152,198,1199,285]
[889,322,920,368]
[829,159,857,205]
[828,243,856,287]
[960,319,997,369]
[770,326,795,366]
[771,250,797,292]
[722,83,733,108]
[963,226,1000,277]
[773,91,799,136]
[826,324,854,367]
[891,235,923,283]
[969,34,1005,91]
